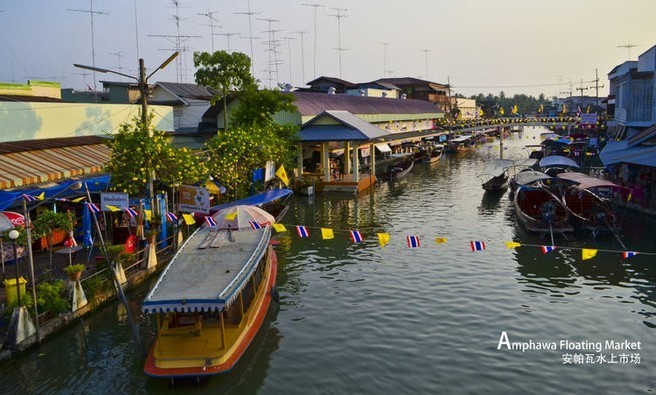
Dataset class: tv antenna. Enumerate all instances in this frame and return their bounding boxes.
[235,0,261,76]
[302,3,325,79]
[292,31,308,85]
[217,32,240,52]
[328,7,347,78]
[617,44,640,60]
[198,10,221,52]
[68,1,108,91]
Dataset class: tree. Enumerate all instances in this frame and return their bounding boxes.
[193,51,256,131]
[105,115,208,196]
[230,88,296,128]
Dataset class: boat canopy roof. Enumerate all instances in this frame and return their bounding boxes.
[211,188,292,213]
[480,159,515,177]
[539,155,580,168]
[512,158,538,169]
[557,172,624,190]
[449,135,472,143]
[512,170,551,186]
[142,226,271,314]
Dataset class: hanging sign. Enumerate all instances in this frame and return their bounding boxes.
[265,161,276,182]
[580,113,598,125]
[178,185,210,214]
[100,192,129,211]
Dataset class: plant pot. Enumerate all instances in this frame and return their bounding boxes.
[67,270,83,282]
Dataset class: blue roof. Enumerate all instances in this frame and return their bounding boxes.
[211,188,293,212]
[299,125,378,141]
[600,140,656,167]
[300,110,391,142]
[539,155,580,168]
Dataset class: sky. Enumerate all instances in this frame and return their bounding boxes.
[1,0,655,98]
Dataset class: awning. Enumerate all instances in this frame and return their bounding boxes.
[0,143,110,189]
[599,140,656,167]
[375,143,392,153]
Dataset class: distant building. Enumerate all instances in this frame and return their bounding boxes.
[374,77,451,112]
[346,81,401,99]
[452,98,477,119]
[150,82,216,133]
[1,80,63,101]
[304,76,358,94]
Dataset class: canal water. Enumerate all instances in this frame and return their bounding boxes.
[1,127,654,394]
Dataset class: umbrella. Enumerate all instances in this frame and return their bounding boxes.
[211,205,275,230]
[0,211,25,232]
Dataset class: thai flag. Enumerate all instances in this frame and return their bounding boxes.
[165,212,178,222]
[85,202,101,213]
[470,241,486,251]
[296,226,309,238]
[406,235,420,248]
[22,194,38,202]
[541,245,556,254]
[249,221,262,230]
[622,251,638,259]
[125,207,138,218]
[204,216,217,227]
[350,230,363,243]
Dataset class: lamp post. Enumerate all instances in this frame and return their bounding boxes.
[8,229,20,307]
[74,52,179,215]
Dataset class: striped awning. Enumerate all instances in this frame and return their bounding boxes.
[0,143,110,189]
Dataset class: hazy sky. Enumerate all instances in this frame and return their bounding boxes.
[1,0,655,98]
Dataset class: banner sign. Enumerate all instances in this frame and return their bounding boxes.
[265,161,276,182]
[100,192,129,211]
[580,113,598,125]
[178,185,210,214]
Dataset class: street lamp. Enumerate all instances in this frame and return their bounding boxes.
[74,52,179,214]
[8,229,20,307]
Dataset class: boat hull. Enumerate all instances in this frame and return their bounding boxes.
[144,245,278,378]
[513,187,573,233]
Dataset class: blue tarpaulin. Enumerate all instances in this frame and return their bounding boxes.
[211,188,293,213]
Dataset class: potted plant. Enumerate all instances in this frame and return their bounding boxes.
[64,263,85,282]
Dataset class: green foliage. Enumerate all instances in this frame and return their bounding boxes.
[32,209,74,239]
[230,88,297,128]
[194,50,256,130]
[469,92,552,116]
[63,264,85,274]
[37,280,70,314]
[83,274,113,300]
[105,115,208,196]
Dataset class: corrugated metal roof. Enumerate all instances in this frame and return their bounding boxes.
[600,140,656,167]
[154,82,216,100]
[291,91,442,117]
[300,111,391,142]
[306,76,357,89]
[0,140,110,188]
[299,126,374,142]
[628,124,656,147]
[0,136,108,154]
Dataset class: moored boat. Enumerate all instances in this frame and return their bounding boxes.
[383,153,414,180]
[422,143,444,164]
[513,177,574,234]
[142,217,278,379]
[478,159,514,191]
[557,172,627,234]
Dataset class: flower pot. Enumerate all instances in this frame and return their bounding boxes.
[67,270,83,282]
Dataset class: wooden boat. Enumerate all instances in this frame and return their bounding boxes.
[478,159,514,191]
[383,153,414,181]
[513,178,573,234]
[557,172,627,234]
[422,143,444,164]
[446,135,474,153]
[142,224,278,378]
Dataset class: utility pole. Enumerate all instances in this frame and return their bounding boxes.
[420,49,430,80]
[328,7,347,79]
[617,44,640,60]
[592,68,605,108]
[380,42,390,77]
[302,3,325,79]
[576,79,590,105]
[67,1,108,92]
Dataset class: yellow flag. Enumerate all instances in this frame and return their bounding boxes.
[377,233,390,248]
[435,237,448,244]
[225,211,238,220]
[511,104,518,114]
[505,241,522,249]
[562,104,567,113]
[37,192,45,201]
[478,108,484,117]
[499,107,505,116]
[144,209,152,221]
[627,192,632,202]
[275,164,290,187]
[104,204,121,212]
[586,105,590,113]
[182,213,196,226]
[71,196,87,203]
[582,248,598,261]
[272,223,287,233]
[321,228,334,240]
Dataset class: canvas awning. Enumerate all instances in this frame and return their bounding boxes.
[375,143,392,153]
[0,141,110,189]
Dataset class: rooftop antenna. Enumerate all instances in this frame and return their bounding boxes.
[110,51,126,79]
[420,49,430,81]
[217,32,240,52]
[149,0,200,82]
[283,36,296,85]
[133,0,140,60]
[258,18,281,88]
[68,0,108,92]
[302,3,325,79]
[293,31,307,85]
[328,7,347,79]
[198,9,221,52]
[380,42,390,77]
[617,44,640,60]
[235,0,260,76]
